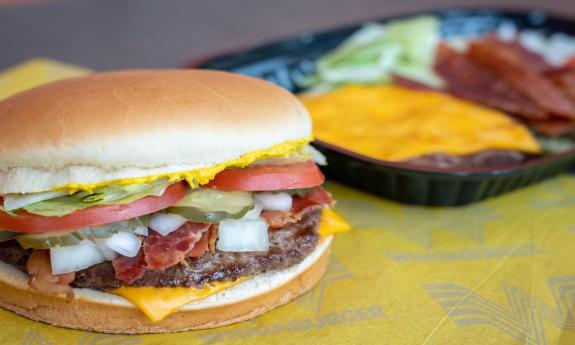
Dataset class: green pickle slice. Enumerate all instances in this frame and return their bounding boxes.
[168,188,255,223]
[17,231,90,249]
[16,218,147,249]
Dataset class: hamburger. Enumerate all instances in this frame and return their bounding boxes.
[0,70,349,334]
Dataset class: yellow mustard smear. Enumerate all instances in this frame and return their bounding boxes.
[58,137,312,193]
[300,85,542,162]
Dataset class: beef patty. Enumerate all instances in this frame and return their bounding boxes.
[0,209,321,291]
[404,150,528,169]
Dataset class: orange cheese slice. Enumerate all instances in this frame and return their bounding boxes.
[301,85,542,161]
[319,208,351,236]
[111,279,241,322]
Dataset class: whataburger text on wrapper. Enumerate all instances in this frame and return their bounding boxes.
[0,70,350,334]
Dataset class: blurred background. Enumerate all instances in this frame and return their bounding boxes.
[0,0,572,70]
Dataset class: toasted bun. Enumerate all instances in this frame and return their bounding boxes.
[0,70,311,193]
[0,236,331,334]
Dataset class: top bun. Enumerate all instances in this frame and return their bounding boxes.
[0,70,311,193]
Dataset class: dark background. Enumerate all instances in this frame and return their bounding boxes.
[0,0,573,71]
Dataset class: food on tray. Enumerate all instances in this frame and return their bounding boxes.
[0,70,350,333]
[301,85,541,168]
[296,15,575,171]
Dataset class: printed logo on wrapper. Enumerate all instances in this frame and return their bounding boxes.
[424,276,575,345]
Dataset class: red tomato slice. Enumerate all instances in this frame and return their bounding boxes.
[205,161,325,191]
[0,182,186,233]
[566,55,575,68]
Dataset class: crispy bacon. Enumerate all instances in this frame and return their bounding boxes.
[112,250,147,284]
[467,39,575,119]
[528,118,575,137]
[435,43,547,119]
[143,222,209,270]
[546,67,575,102]
[112,222,210,283]
[208,225,218,254]
[261,187,333,229]
[187,231,209,258]
[27,250,74,300]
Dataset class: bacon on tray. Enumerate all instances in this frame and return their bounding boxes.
[434,38,575,136]
[468,39,575,119]
[435,44,547,119]
[546,67,575,102]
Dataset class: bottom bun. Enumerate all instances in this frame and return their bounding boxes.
[0,236,332,334]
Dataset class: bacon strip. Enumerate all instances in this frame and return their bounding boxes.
[435,44,547,119]
[468,39,575,119]
[546,67,575,102]
[261,187,334,229]
[208,225,218,254]
[112,249,147,284]
[112,222,210,283]
[143,222,209,270]
[27,250,75,300]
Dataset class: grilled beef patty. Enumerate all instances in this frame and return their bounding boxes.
[0,209,321,291]
[404,150,527,169]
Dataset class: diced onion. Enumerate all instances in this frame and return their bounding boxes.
[134,226,149,236]
[216,219,269,252]
[241,201,263,220]
[50,240,106,274]
[105,232,142,258]
[149,213,187,236]
[255,192,292,211]
[3,190,68,211]
[94,238,117,260]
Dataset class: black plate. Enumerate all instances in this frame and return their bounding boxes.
[188,8,575,206]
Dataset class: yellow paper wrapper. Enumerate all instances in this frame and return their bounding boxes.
[2,60,575,345]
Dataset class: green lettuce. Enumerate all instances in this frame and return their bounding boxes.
[19,178,171,217]
[299,15,444,92]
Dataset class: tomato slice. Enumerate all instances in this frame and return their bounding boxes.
[205,161,325,191]
[0,182,186,233]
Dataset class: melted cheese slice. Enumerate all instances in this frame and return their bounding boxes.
[111,279,242,322]
[110,211,350,322]
[319,208,351,236]
[59,137,311,192]
[301,85,542,161]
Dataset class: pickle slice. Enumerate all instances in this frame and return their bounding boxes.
[17,230,89,249]
[174,189,254,214]
[17,217,149,249]
[167,205,252,223]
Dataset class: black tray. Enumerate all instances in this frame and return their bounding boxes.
[188,8,575,206]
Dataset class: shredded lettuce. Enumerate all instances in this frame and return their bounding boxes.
[18,179,171,217]
[299,15,443,92]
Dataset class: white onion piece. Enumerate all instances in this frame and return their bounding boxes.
[50,240,106,274]
[217,219,269,252]
[3,190,68,211]
[149,213,187,236]
[134,226,149,236]
[255,192,292,211]
[241,201,263,220]
[94,238,117,261]
[105,232,142,258]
